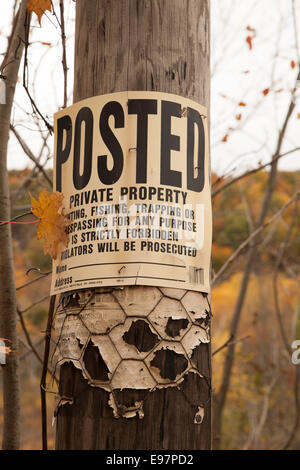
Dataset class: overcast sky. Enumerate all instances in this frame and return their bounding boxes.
[1,0,300,176]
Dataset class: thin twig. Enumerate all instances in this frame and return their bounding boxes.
[0,211,36,226]
[20,338,44,360]
[16,272,50,291]
[10,124,52,186]
[17,307,44,366]
[212,190,300,285]
[50,1,62,27]
[22,12,54,133]
[19,295,50,314]
[17,307,56,386]
[59,0,68,108]
[292,0,300,66]
[212,147,300,198]
[212,335,250,356]
[41,295,56,451]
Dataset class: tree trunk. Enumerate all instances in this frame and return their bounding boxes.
[56,0,211,450]
[0,0,28,450]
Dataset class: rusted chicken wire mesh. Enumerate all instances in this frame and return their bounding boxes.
[47,286,211,420]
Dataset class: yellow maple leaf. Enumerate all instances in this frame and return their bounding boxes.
[30,189,70,260]
[27,0,52,24]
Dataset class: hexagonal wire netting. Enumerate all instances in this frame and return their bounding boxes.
[49,286,211,419]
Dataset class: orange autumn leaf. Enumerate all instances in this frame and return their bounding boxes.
[238,101,247,107]
[222,134,229,143]
[236,113,242,121]
[262,88,270,96]
[245,26,256,51]
[30,189,70,260]
[246,36,253,50]
[246,26,256,50]
[291,60,296,69]
[27,0,52,24]
[297,113,300,119]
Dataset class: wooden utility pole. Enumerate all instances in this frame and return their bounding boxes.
[56,0,210,450]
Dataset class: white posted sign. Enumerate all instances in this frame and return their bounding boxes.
[50,92,212,295]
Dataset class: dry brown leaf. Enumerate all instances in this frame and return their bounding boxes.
[30,189,70,260]
[246,36,254,50]
[262,88,270,96]
[27,0,52,24]
[245,26,256,51]
[238,102,247,107]
[236,114,242,121]
[291,60,296,69]
[222,134,229,143]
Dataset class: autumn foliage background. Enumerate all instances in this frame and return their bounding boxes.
[1,167,299,449]
[0,0,300,450]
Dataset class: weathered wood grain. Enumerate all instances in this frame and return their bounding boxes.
[73,0,210,107]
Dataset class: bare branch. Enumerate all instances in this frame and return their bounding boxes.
[212,190,300,285]
[18,295,50,314]
[0,211,36,226]
[212,334,250,356]
[59,0,68,108]
[22,13,54,134]
[41,296,56,451]
[16,272,51,292]
[17,306,57,383]
[212,147,300,199]
[292,0,300,66]
[17,306,44,367]
[10,124,52,186]
[19,338,44,361]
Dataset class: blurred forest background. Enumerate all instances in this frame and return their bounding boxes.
[1,0,300,450]
[3,167,300,449]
